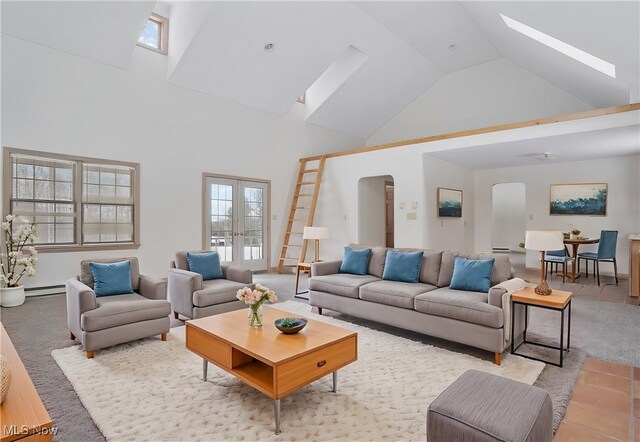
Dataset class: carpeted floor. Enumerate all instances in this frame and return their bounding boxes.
[0,271,637,441]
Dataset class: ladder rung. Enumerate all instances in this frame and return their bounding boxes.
[279,257,299,262]
[295,193,313,197]
[298,181,315,185]
[287,231,303,235]
[303,169,319,173]
[294,206,310,209]
[284,244,302,248]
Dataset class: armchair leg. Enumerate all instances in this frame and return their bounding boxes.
[173,311,179,320]
[317,307,322,315]
[86,351,95,359]
[613,258,618,285]
[161,333,167,341]
[69,331,76,340]
[596,261,600,286]
[494,352,501,366]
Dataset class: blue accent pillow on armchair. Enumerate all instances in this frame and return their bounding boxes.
[89,260,133,297]
[339,247,372,275]
[382,251,424,283]
[449,257,495,293]
[187,252,224,280]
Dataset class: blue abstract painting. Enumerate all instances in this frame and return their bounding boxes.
[438,188,462,218]
[550,183,607,216]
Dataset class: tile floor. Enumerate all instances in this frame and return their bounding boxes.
[555,359,639,441]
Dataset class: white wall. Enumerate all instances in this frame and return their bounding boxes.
[367,58,593,147]
[0,35,364,288]
[475,156,640,274]
[423,156,475,253]
[357,175,391,246]
[492,182,526,251]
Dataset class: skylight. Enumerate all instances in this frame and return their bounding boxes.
[137,14,168,55]
[499,14,616,78]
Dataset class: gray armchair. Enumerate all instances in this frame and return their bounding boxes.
[168,251,253,320]
[66,257,171,358]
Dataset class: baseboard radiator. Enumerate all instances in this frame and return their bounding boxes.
[25,284,66,297]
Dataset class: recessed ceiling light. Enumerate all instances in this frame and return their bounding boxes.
[264,43,275,52]
[448,44,456,52]
[499,14,615,78]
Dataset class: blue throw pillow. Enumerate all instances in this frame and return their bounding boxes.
[449,257,495,293]
[382,251,424,283]
[187,252,223,280]
[339,247,372,275]
[89,260,133,297]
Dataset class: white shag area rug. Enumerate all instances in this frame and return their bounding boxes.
[52,301,544,441]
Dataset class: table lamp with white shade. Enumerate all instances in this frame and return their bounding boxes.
[303,226,330,262]
[525,230,565,296]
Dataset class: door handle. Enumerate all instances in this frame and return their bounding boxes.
[317,360,327,367]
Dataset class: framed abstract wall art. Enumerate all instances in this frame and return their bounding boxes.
[549,183,607,216]
[437,187,462,218]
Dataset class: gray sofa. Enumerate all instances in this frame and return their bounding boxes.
[309,246,524,365]
[167,251,254,320]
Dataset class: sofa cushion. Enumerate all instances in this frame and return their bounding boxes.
[438,252,511,288]
[419,250,443,286]
[339,247,372,275]
[89,260,134,297]
[347,244,388,277]
[193,279,248,307]
[81,293,171,332]
[81,257,139,291]
[359,280,437,309]
[449,257,495,293]
[383,251,424,283]
[310,274,381,299]
[187,251,223,280]
[414,288,504,328]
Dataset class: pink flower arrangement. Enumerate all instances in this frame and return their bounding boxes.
[236,284,277,306]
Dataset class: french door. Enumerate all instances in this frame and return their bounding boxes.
[204,176,269,271]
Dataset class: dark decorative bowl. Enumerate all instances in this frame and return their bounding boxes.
[274,317,307,334]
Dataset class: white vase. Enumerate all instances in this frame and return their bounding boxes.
[0,286,26,307]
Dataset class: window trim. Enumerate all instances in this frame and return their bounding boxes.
[136,13,168,55]
[3,146,141,253]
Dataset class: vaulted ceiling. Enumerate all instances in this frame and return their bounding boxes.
[2,1,638,139]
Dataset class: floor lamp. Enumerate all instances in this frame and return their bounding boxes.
[525,230,564,296]
[303,226,330,262]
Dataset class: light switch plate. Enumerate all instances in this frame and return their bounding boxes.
[406,212,417,220]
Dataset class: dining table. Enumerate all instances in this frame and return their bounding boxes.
[563,237,600,282]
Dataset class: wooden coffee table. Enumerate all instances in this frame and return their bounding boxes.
[185,306,358,434]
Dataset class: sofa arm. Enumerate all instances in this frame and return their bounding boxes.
[66,279,97,336]
[167,269,203,315]
[312,260,342,276]
[221,265,252,284]
[139,274,167,300]
[488,286,507,308]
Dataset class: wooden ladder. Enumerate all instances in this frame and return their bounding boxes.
[277,156,326,273]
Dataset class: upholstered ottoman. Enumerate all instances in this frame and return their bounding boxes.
[427,370,553,442]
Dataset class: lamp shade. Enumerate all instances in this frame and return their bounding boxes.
[303,226,330,240]
[525,230,564,251]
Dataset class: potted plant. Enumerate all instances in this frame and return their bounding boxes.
[1,215,38,307]
[570,229,581,240]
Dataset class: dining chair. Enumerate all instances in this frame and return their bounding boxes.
[544,247,573,283]
[577,230,618,286]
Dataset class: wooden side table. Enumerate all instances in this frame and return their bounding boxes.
[510,286,572,367]
[1,323,53,441]
[295,262,312,297]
